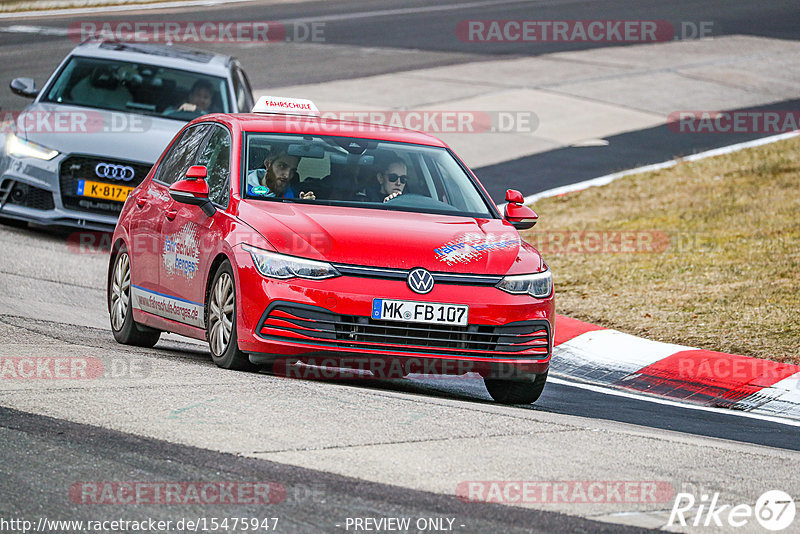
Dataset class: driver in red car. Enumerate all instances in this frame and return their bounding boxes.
[246,147,315,200]
[357,157,407,203]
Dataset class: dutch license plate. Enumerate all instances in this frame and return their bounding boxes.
[77,180,134,202]
[372,298,469,326]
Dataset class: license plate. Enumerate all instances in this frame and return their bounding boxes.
[77,180,134,202]
[372,299,469,326]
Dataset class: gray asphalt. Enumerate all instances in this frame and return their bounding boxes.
[2,406,645,534]
[2,0,800,112]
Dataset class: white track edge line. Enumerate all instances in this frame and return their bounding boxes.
[0,0,258,19]
[0,0,525,20]
[519,129,800,206]
[548,376,800,428]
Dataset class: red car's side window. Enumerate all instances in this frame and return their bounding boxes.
[154,124,213,185]
[195,125,232,207]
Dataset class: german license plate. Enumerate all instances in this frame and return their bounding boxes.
[372,299,468,326]
[77,180,134,202]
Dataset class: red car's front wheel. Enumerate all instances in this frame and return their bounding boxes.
[206,260,258,371]
[484,371,548,405]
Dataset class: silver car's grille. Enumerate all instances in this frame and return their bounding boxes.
[59,155,151,215]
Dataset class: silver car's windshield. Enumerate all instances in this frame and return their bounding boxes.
[242,133,496,218]
[42,56,230,120]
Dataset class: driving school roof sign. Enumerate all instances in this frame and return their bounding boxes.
[252,96,320,117]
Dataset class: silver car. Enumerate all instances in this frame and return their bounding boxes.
[0,40,254,230]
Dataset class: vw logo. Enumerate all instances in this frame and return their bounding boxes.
[407,267,434,294]
[95,163,135,182]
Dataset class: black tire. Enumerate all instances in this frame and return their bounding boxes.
[206,260,258,371]
[108,247,161,347]
[484,371,548,405]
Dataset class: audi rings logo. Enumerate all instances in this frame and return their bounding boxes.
[95,163,135,182]
[407,267,434,294]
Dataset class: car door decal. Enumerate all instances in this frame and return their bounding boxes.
[162,222,201,280]
[131,285,204,328]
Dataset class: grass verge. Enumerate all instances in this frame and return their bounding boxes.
[521,136,800,364]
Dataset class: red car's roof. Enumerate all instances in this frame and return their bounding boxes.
[197,113,450,147]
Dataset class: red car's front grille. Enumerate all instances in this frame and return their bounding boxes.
[257,303,550,359]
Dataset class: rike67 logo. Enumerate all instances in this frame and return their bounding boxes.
[668,490,795,531]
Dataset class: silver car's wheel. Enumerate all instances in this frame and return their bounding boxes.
[110,252,131,331]
[209,272,234,356]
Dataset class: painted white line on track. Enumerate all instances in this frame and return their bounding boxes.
[0,0,258,20]
[548,376,800,428]
[281,0,538,24]
[521,129,800,206]
[0,24,67,34]
[0,0,533,21]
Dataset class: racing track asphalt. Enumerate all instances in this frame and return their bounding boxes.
[2,0,800,112]
[3,0,798,201]
[474,98,800,200]
[1,406,643,534]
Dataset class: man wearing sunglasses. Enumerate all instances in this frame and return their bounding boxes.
[357,157,408,203]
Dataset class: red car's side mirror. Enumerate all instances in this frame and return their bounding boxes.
[503,189,538,230]
[185,165,207,180]
[169,176,216,217]
[505,189,524,204]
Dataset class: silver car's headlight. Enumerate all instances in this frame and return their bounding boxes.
[5,133,59,160]
[496,270,552,298]
[242,245,340,280]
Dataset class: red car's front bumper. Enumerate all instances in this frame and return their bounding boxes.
[233,252,554,377]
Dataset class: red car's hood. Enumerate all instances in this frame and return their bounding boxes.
[238,201,537,274]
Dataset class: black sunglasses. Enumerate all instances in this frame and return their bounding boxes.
[386,173,408,184]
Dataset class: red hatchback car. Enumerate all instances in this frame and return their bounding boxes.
[108,97,553,404]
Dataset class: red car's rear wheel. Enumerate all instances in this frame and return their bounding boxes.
[109,247,160,348]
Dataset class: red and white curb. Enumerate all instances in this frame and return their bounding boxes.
[550,315,800,421]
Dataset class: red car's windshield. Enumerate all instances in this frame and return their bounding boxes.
[241,132,496,218]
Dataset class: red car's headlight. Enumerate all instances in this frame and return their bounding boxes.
[496,269,552,298]
[242,244,340,280]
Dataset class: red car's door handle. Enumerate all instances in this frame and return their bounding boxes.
[165,209,178,221]
[135,198,147,208]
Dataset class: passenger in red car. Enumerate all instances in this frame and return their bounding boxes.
[246,148,315,200]
[357,157,408,202]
